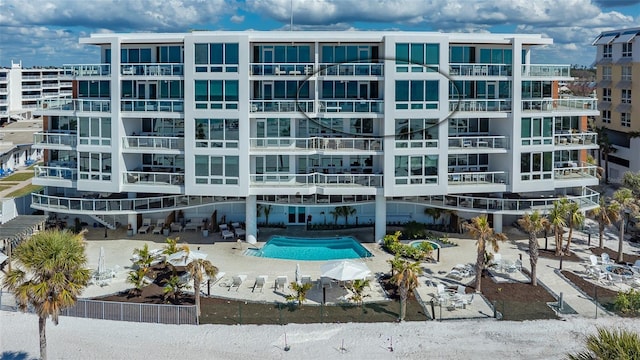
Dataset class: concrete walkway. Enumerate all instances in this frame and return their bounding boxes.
[0,168,36,199]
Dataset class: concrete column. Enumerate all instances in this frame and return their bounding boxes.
[246,195,257,239]
[127,214,138,234]
[493,213,503,233]
[375,195,386,243]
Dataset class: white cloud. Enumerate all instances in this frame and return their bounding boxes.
[230,14,245,24]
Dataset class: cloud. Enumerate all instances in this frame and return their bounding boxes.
[230,14,245,24]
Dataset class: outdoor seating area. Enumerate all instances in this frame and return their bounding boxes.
[582,253,640,288]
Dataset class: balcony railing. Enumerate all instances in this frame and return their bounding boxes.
[34,165,77,180]
[318,100,383,113]
[522,97,598,112]
[121,100,184,112]
[63,64,111,77]
[250,63,314,76]
[554,132,598,146]
[250,100,313,113]
[447,171,508,185]
[449,63,511,76]
[449,99,512,112]
[249,136,382,151]
[121,64,184,76]
[122,136,184,150]
[124,171,185,186]
[521,64,571,77]
[33,132,77,148]
[318,63,383,76]
[39,98,111,112]
[448,136,508,150]
[250,172,383,187]
[553,162,599,180]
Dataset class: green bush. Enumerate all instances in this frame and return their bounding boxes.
[614,289,640,315]
[382,231,433,261]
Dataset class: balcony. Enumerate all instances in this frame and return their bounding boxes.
[250,100,313,113]
[521,64,571,77]
[318,63,383,76]
[553,162,599,181]
[448,136,508,150]
[250,63,314,76]
[121,64,184,76]
[318,100,383,113]
[33,132,77,149]
[554,132,598,148]
[249,136,382,151]
[121,99,184,113]
[122,136,184,151]
[250,172,383,188]
[63,64,111,77]
[124,171,185,186]
[449,63,511,76]
[447,171,507,185]
[449,99,512,112]
[522,97,598,112]
[34,165,77,180]
[38,98,111,113]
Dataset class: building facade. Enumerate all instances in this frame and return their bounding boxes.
[593,28,639,182]
[32,31,600,241]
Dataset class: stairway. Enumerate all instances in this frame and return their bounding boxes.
[90,214,117,230]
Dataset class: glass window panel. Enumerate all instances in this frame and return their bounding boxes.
[411,156,422,175]
[543,152,552,171]
[129,49,139,63]
[195,119,208,140]
[533,153,542,171]
[322,81,333,98]
[101,118,110,138]
[225,156,239,177]
[504,49,512,64]
[225,81,238,101]
[122,80,133,98]
[210,80,223,101]
[286,81,297,98]
[227,119,239,140]
[543,118,552,137]
[411,81,424,101]
[396,44,409,64]
[450,47,463,63]
[396,81,409,101]
[210,157,223,176]
[79,118,89,137]
[287,46,297,62]
[299,46,310,62]
[298,82,309,98]
[347,46,358,62]
[120,49,127,63]
[521,153,530,172]
[425,81,438,101]
[395,156,408,176]
[169,46,181,62]
[533,118,541,137]
[274,46,286,63]
[225,43,238,64]
[321,46,333,63]
[522,118,531,138]
[195,155,208,176]
[195,80,208,101]
[491,49,502,64]
[210,43,223,64]
[335,46,346,63]
[275,81,286,99]
[425,44,439,65]
[140,49,151,63]
[335,81,345,98]
[347,81,358,99]
[195,44,208,64]
[210,119,223,140]
[410,44,424,64]
[480,49,491,63]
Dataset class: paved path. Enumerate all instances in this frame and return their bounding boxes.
[0,168,36,199]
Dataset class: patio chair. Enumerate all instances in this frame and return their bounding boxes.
[221,229,235,240]
[436,283,451,305]
[601,253,613,265]
[301,275,312,286]
[492,253,503,271]
[318,276,333,289]
[229,274,247,291]
[253,275,268,293]
[138,218,152,234]
[445,269,463,281]
[209,271,226,286]
[234,227,246,239]
[274,276,288,291]
[506,259,522,273]
[152,220,164,234]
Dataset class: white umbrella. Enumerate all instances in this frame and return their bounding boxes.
[295,263,301,285]
[97,247,106,276]
[247,234,257,245]
[166,249,207,267]
[0,251,8,265]
[321,260,371,281]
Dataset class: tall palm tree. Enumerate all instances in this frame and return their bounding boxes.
[186,258,218,317]
[329,207,341,225]
[127,267,149,296]
[338,205,357,225]
[563,200,585,255]
[549,200,568,256]
[2,230,91,360]
[592,124,617,184]
[389,258,423,321]
[257,204,272,226]
[590,197,620,249]
[612,188,638,263]
[517,211,549,286]
[463,215,507,293]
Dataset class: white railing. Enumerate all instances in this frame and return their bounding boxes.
[21,85,42,89]
[553,162,599,180]
[449,99,512,112]
[249,136,382,151]
[318,100,383,113]
[63,64,111,77]
[33,132,77,147]
[249,63,314,76]
[250,100,314,113]
[522,97,598,112]
[449,63,511,76]
[448,136,508,149]
[447,171,507,185]
[318,63,383,76]
[123,171,185,186]
[42,83,59,89]
[250,172,383,187]
[39,98,111,112]
[554,132,598,146]
[121,99,184,112]
[34,165,77,180]
[122,136,184,150]
[121,63,184,76]
[521,64,571,77]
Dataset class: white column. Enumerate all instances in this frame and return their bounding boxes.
[375,195,386,243]
[246,195,257,238]
[127,214,138,234]
[493,213,503,233]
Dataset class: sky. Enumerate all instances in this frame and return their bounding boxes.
[0,0,639,68]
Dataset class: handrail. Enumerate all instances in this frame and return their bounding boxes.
[62,64,111,77]
[250,100,313,113]
[318,100,384,113]
[448,136,508,149]
[250,172,383,187]
[449,63,512,76]
[33,166,77,180]
[553,132,597,146]
[318,63,383,76]
[521,64,571,77]
[449,99,512,112]
[120,63,184,76]
[249,63,314,76]
[121,99,184,112]
[522,97,598,112]
[123,171,185,186]
[38,98,111,112]
[122,136,184,150]
[33,132,77,147]
[249,136,382,151]
[447,171,508,185]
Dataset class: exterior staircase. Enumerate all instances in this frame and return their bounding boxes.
[90,214,117,230]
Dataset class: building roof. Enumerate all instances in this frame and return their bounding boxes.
[593,27,640,45]
[0,215,49,250]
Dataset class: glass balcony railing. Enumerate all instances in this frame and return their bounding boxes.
[448,136,508,150]
[449,99,512,112]
[121,63,184,76]
[250,172,383,187]
[39,98,111,112]
[124,171,185,186]
[250,63,314,76]
[553,162,599,180]
[521,97,597,112]
[34,165,77,180]
[318,63,383,76]
[33,132,77,148]
[249,136,382,151]
[447,171,508,185]
[63,64,111,77]
[250,100,313,113]
[121,99,184,112]
[521,64,571,77]
[122,136,184,150]
[554,132,598,146]
[449,63,512,76]
[318,100,383,113]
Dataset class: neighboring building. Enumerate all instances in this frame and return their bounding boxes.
[0,61,73,125]
[31,31,600,240]
[593,28,639,182]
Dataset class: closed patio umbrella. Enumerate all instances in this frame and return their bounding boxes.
[97,246,106,276]
[167,249,207,267]
[321,260,371,281]
[295,263,301,285]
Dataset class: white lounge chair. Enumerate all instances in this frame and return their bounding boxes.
[318,277,333,289]
[274,276,288,291]
[152,220,164,234]
[138,218,152,234]
[253,275,268,292]
[229,274,247,291]
[301,275,312,286]
[492,253,503,271]
[234,228,246,239]
[210,271,226,285]
[221,229,235,240]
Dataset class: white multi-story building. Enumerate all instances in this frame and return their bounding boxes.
[0,61,73,124]
[32,31,600,240]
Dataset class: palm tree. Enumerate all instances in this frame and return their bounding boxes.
[162,236,186,257]
[186,258,218,317]
[592,124,617,184]
[2,229,91,360]
[162,270,191,304]
[132,243,154,270]
[287,281,313,308]
[389,258,423,321]
[549,200,568,256]
[463,215,507,293]
[329,207,341,225]
[127,267,148,296]
[590,197,620,249]
[338,205,357,225]
[257,204,272,226]
[563,200,585,255]
[517,211,549,286]
[567,327,640,360]
[612,188,638,263]
[349,278,370,306]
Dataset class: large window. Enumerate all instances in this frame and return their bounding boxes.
[78,117,111,146]
[78,81,110,98]
[623,42,633,57]
[602,110,611,124]
[321,81,376,99]
[521,117,553,145]
[395,43,439,72]
[521,81,552,98]
[79,152,111,181]
[121,80,183,99]
[603,44,612,58]
[448,118,489,135]
[395,80,439,109]
[602,88,611,102]
[449,46,474,63]
[194,80,239,109]
[321,45,376,63]
[195,118,239,148]
[602,66,612,80]
[255,45,312,63]
[622,89,632,104]
[395,155,438,185]
[50,116,77,132]
[255,80,310,99]
[479,48,512,64]
[622,66,632,80]
[520,152,552,180]
[194,155,239,185]
[158,46,182,63]
[448,154,488,172]
[194,43,239,72]
[121,48,152,63]
[395,118,438,148]
[622,113,631,128]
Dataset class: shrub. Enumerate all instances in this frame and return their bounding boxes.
[614,289,640,315]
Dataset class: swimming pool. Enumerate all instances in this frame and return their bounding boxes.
[248,236,372,261]
[409,240,440,249]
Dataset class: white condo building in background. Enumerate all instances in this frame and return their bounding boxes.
[31,31,600,241]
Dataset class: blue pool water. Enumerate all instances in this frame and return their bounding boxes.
[249,236,372,261]
[409,240,440,249]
